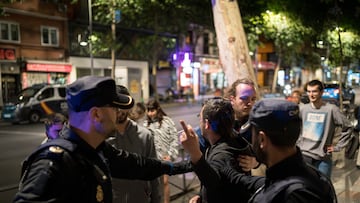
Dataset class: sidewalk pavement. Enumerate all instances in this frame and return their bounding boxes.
[332,152,360,203]
[169,151,360,203]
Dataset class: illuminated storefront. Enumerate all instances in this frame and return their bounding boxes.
[22,60,72,88]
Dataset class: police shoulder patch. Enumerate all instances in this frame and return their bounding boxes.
[49,146,64,154]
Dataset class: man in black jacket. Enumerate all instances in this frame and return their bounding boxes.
[180,98,264,203]
[181,99,337,203]
[225,78,262,173]
[14,76,191,203]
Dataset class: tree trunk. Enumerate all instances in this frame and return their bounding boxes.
[211,0,258,89]
[152,61,158,101]
[272,52,281,93]
[111,1,116,79]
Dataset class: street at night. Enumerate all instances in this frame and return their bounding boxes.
[2,0,360,202]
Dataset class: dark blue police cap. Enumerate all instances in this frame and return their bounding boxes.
[249,99,300,130]
[66,76,134,112]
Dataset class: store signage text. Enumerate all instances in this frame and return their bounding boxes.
[27,63,72,73]
[0,48,16,60]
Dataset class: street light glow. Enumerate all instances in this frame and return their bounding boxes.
[80,41,88,46]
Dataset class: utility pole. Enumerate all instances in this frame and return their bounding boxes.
[88,0,94,75]
[333,0,344,111]
[111,0,116,79]
[337,27,344,111]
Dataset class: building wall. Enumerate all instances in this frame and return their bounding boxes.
[0,0,70,107]
[69,56,150,103]
[1,7,68,61]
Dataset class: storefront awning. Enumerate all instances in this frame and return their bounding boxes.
[26,60,72,73]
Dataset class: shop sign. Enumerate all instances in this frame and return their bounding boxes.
[27,63,72,73]
[0,48,16,60]
[180,72,191,87]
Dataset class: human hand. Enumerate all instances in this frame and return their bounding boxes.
[179,120,202,163]
[237,155,259,172]
[188,195,201,203]
[163,155,171,161]
[326,145,334,154]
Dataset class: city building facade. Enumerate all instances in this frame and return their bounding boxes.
[0,0,71,107]
[0,0,150,107]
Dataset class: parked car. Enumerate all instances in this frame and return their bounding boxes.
[1,84,68,123]
[322,82,355,105]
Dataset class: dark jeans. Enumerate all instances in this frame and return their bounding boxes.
[303,155,332,178]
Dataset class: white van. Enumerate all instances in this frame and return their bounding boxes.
[1,84,68,123]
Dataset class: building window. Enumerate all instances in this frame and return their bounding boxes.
[0,21,20,42]
[41,26,59,46]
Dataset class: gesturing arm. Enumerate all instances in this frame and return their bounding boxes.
[105,142,192,180]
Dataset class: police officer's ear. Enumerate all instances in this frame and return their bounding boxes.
[89,106,103,123]
[258,130,267,149]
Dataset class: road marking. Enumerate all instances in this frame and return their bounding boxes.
[0,130,42,136]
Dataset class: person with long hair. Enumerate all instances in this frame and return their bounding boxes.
[144,99,178,203]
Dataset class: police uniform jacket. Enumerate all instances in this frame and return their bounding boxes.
[249,147,336,203]
[14,127,191,203]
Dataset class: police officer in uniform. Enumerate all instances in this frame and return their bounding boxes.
[14,76,191,203]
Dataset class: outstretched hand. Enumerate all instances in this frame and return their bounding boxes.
[179,120,202,163]
[238,155,259,172]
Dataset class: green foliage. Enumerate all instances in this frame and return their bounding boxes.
[122,35,176,61]
[89,31,113,57]
[257,11,313,66]
[84,0,213,65]
[251,0,360,70]
[90,0,212,35]
[243,15,264,52]
[326,28,360,67]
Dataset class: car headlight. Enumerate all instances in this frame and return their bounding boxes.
[15,103,23,112]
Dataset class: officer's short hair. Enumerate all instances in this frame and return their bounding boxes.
[249,99,301,147]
